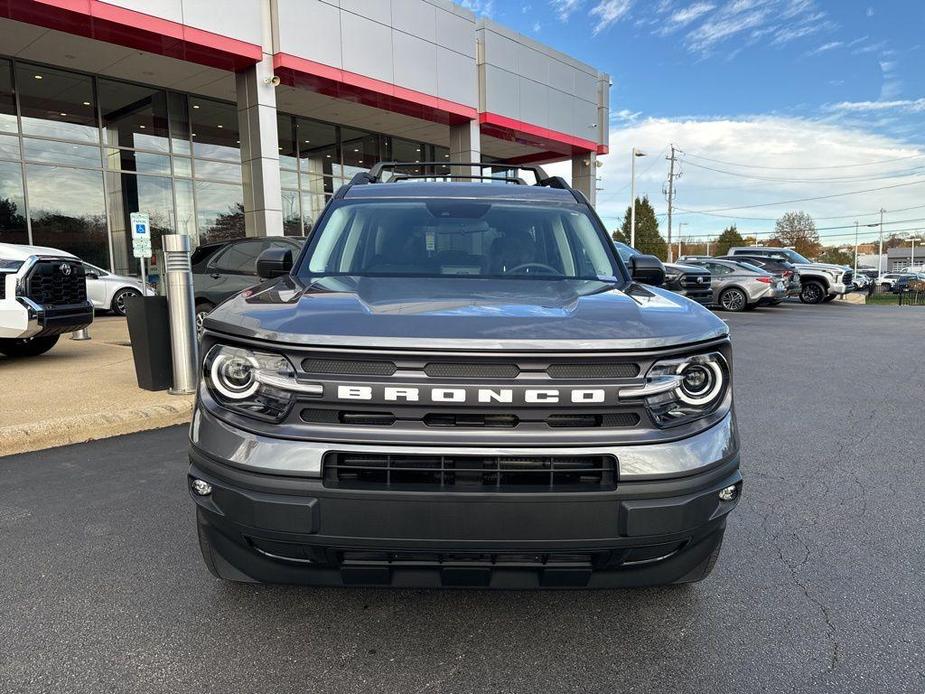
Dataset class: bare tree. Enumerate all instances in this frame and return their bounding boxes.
[774,211,820,258]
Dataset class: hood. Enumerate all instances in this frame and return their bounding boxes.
[0,242,76,261]
[795,261,848,273]
[664,262,709,274]
[205,275,728,351]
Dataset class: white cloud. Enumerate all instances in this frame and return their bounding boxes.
[458,0,495,15]
[657,1,715,34]
[589,0,633,34]
[826,99,925,113]
[546,115,925,243]
[550,0,583,20]
[807,40,842,55]
[866,6,875,17]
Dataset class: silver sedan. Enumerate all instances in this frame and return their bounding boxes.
[82,262,155,316]
[687,259,788,311]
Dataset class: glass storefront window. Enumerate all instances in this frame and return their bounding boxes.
[99,79,170,152]
[0,133,19,161]
[297,118,337,176]
[340,128,380,178]
[172,157,192,178]
[282,189,301,236]
[17,64,98,143]
[195,180,244,244]
[387,137,425,177]
[23,138,101,168]
[0,59,15,134]
[174,178,196,237]
[168,92,191,155]
[194,159,241,183]
[0,160,28,245]
[301,191,330,232]
[278,114,298,171]
[106,171,175,275]
[190,97,240,162]
[26,164,108,267]
[280,169,299,189]
[105,148,172,176]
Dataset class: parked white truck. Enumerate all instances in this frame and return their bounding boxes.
[0,242,93,357]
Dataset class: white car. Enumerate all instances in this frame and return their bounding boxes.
[81,262,155,316]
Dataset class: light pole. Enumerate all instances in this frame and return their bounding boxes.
[855,221,877,275]
[677,222,687,259]
[877,208,885,277]
[630,148,646,247]
[911,233,917,271]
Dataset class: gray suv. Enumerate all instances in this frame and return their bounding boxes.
[188,163,742,589]
[685,259,787,311]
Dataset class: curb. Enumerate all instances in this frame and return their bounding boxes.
[0,398,195,458]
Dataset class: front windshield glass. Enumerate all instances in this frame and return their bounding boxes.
[300,199,620,280]
[781,249,812,264]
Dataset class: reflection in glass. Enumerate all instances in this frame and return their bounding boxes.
[301,191,330,232]
[26,164,108,267]
[340,128,380,179]
[195,180,244,243]
[280,169,299,189]
[282,189,301,236]
[99,78,169,152]
[23,138,101,168]
[296,118,337,177]
[168,92,191,155]
[0,160,28,244]
[106,172,175,275]
[174,178,196,239]
[278,114,298,170]
[105,148,171,176]
[194,159,241,183]
[0,59,15,134]
[173,157,192,178]
[17,63,98,142]
[386,137,425,177]
[190,97,240,162]
[0,133,19,161]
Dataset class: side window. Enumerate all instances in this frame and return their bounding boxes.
[210,241,264,274]
[707,263,730,275]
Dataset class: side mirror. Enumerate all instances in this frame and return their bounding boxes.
[85,271,99,280]
[256,247,293,280]
[629,254,666,286]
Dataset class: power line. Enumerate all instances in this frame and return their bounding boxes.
[672,202,925,222]
[597,146,668,202]
[670,225,925,242]
[671,178,925,215]
[679,158,925,184]
[682,150,925,170]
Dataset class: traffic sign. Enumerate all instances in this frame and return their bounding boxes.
[130,212,152,259]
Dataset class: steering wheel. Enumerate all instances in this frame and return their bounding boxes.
[505,262,561,275]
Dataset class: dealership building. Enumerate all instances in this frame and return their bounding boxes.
[0,0,610,277]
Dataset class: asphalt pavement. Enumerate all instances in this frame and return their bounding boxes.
[1,301,923,694]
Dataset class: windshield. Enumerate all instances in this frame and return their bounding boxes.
[780,249,812,264]
[299,199,621,280]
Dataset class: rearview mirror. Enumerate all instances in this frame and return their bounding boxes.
[629,254,665,287]
[256,247,293,280]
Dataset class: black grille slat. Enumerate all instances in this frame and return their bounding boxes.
[424,362,520,379]
[546,363,638,379]
[324,453,616,492]
[24,260,86,306]
[302,358,397,376]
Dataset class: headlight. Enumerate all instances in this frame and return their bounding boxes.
[203,344,321,421]
[0,259,24,272]
[620,352,729,428]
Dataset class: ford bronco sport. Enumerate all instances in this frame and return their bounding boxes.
[188,163,742,589]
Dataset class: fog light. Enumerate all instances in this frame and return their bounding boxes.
[718,484,738,502]
[191,479,213,496]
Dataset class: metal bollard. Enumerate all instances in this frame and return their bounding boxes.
[70,327,91,341]
[163,234,199,394]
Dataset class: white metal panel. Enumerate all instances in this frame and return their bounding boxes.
[181,0,263,47]
[436,46,476,107]
[392,30,437,95]
[340,0,392,25]
[340,11,394,83]
[106,0,183,23]
[391,0,437,43]
[435,7,475,57]
[276,0,343,68]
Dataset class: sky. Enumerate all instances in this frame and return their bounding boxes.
[462,0,925,247]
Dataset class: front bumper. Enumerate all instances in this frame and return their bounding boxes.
[0,297,94,339]
[189,408,741,588]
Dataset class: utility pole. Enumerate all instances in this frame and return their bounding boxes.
[665,145,679,262]
[877,208,885,277]
[854,220,859,276]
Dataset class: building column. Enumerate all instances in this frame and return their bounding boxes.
[572,152,597,206]
[449,119,481,178]
[236,55,282,237]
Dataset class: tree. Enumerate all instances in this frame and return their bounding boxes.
[611,228,627,244]
[714,225,745,256]
[774,211,820,258]
[618,196,667,260]
[818,246,853,266]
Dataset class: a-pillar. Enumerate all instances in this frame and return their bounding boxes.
[571,151,597,206]
[236,54,282,237]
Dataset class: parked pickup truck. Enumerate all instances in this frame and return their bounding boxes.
[727,247,852,304]
[189,163,742,589]
[0,242,93,357]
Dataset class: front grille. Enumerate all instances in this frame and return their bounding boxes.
[546,363,638,379]
[24,260,86,306]
[302,358,396,376]
[681,274,711,290]
[301,408,640,429]
[324,453,616,492]
[842,271,853,286]
[424,362,519,379]
[0,273,7,300]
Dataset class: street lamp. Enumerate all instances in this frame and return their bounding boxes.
[854,220,878,275]
[877,208,886,278]
[630,148,646,247]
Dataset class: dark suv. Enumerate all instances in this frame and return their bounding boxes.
[189,163,741,589]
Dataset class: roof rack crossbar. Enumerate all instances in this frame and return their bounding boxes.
[365,161,562,187]
[389,173,528,185]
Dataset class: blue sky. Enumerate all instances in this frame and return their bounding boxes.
[464,0,925,247]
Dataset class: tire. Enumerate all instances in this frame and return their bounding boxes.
[822,294,836,303]
[719,287,747,312]
[110,287,141,316]
[799,281,826,304]
[0,335,60,357]
[195,301,215,338]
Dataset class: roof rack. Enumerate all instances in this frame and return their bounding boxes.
[353,161,572,191]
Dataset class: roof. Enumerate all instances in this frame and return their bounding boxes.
[342,181,578,202]
[0,242,76,261]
